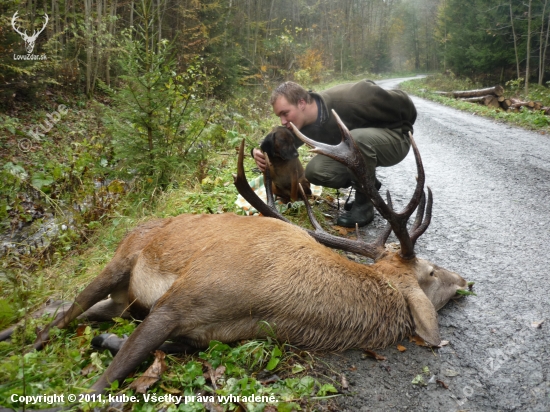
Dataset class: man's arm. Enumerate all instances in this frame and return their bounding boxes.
[251,148,267,172]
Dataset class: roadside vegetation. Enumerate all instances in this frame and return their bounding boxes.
[401,74,550,131]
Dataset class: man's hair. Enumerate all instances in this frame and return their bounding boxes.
[270,81,312,106]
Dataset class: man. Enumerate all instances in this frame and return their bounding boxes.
[251,80,417,227]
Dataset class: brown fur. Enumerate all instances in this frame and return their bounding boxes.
[27,213,467,393]
[261,126,311,202]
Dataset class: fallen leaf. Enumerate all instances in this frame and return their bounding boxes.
[436,379,449,389]
[80,363,97,376]
[349,365,357,371]
[411,374,426,386]
[362,350,386,361]
[128,350,167,394]
[204,363,226,390]
[531,320,545,329]
[335,226,355,235]
[159,384,181,394]
[76,324,89,337]
[444,369,459,377]
[409,335,427,346]
[438,340,450,347]
[341,374,349,390]
[397,344,407,352]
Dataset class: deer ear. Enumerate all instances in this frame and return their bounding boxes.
[403,287,441,346]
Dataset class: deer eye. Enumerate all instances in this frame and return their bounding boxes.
[430,270,435,277]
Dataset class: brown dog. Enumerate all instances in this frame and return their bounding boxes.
[260,126,311,202]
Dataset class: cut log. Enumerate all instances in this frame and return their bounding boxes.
[458,95,491,103]
[510,98,535,110]
[500,99,512,110]
[458,95,500,108]
[451,85,504,98]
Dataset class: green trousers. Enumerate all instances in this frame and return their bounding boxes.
[305,128,411,189]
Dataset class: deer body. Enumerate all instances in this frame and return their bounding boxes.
[32,212,465,393]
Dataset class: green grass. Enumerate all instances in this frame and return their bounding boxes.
[400,74,550,131]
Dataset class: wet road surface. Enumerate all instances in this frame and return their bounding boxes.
[332,77,550,412]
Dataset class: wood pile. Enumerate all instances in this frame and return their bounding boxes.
[436,85,550,114]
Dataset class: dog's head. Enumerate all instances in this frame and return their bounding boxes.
[261,127,299,161]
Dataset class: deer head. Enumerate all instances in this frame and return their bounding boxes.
[11,11,49,54]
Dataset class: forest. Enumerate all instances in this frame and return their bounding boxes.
[3,0,550,96]
[1,0,549,409]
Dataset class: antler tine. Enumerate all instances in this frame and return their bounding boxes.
[395,132,425,220]
[33,14,49,38]
[233,139,290,223]
[11,11,27,37]
[375,190,394,247]
[410,187,433,244]
[410,190,426,233]
[263,154,277,210]
[297,183,384,259]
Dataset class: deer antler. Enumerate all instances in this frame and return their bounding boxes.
[234,139,387,260]
[11,12,48,54]
[11,12,27,38]
[33,13,49,39]
[290,110,432,259]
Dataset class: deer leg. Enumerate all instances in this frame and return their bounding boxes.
[34,259,133,350]
[92,333,196,356]
[90,309,177,393]
[0,300,71,342]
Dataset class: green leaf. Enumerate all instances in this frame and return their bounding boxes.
[411,374,426,386]
[455,289,477,296]
[31,172,54,190]
[266,355,280,371]
[317,383,338,396]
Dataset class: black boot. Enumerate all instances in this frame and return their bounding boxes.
[343,178,381,212]
[337,189,374,228]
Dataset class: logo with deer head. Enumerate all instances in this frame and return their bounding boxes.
[11,11,49,54]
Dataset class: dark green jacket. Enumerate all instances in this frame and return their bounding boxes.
[296,79,417,146]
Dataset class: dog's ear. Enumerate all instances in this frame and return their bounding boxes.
[260,132,274,158]
[278,133,299,160]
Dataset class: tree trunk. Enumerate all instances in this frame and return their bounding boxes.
[85,0,92,96]
[526,0,532,94]
[539,0,548,85]
[510,1,520,79]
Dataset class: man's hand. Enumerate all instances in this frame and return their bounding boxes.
[252,148,267,172]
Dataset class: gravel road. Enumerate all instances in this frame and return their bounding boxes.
[332,76,550,412]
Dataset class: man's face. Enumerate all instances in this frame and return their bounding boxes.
[272,96,306,130]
